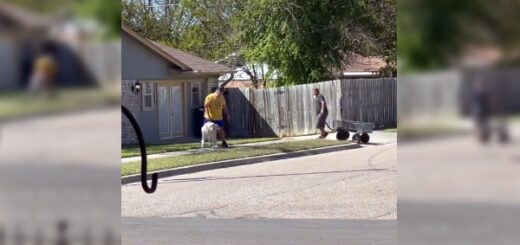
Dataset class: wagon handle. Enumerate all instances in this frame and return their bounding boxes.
[122,105,158,194]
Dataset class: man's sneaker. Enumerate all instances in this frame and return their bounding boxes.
[222,140,229,148]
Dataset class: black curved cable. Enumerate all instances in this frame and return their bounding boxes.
[122,105,158,193]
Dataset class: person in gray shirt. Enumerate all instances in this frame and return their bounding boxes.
[313,88,329,138]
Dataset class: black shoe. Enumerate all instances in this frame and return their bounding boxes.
[222,141,229,148]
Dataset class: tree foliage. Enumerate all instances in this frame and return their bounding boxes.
[398,0,520,71]
[123,0,396,85]
[237,0,395,84]
[7,0,121,38]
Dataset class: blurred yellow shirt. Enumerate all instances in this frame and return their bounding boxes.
[204,93,226,120]
[35,55,57,78]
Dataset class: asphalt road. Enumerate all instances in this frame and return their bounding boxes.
[123,217,396,245]
[122,132,397,244]
[0,108,121,241]
[399,123,520,245]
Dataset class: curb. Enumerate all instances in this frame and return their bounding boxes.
[121,143,362,185]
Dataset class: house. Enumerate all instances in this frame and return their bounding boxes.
[224,80,266,89]
[121,26,231,144]
[336,53,387,78]
[222,53,387,89]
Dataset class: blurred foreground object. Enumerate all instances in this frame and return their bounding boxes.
[0,1,121,244]
[0,1,120,121]
[399,0,520,244]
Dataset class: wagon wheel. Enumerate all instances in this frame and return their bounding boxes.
[360,133,370,144]
[336,128,350,141]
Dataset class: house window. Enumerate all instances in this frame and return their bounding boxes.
[191,82,202,107]
[142,82,155,111]
[208,80,219,94]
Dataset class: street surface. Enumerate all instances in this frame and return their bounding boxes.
[122,132,397,244]
[0,108,121,242]
[399,122,520,244]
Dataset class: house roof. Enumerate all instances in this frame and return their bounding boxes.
[224,80,266,89]
[459,46,503,68]
[150,41,231,74]
[342,53,387,72]
[122,25,231,75]
[0,3,50,29]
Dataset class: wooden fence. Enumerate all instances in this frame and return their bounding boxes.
[398,69,520,127]
[225,78,397,137]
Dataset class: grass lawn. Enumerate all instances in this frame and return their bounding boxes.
[0,89,119,120]
[382,128,397,133]
[398,124,465,139]
[121,137,280,158]
[121,139,346,176]
[510,114,520,122]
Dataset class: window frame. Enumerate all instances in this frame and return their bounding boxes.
[207,80,219,95]
[142,81,156,111]
[190,81,202,108]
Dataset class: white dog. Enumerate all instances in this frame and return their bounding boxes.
[201,122,220,149]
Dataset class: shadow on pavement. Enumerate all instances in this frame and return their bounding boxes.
[152,168,396,184]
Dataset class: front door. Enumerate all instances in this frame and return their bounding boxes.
[158,83,184,139]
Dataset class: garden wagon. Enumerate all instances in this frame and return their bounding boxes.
[332,119,374,144]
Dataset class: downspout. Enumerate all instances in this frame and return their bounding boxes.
[219,71,234,90]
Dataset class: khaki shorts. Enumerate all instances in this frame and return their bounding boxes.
[316,111,328,129]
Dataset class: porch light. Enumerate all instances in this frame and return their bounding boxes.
[132,80,142,94]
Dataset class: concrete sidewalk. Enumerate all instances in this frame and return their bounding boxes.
[121,131,397,164]
[121,134,323,164]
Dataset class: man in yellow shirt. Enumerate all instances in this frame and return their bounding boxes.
[204,88,230,147]
[28,42,58,97]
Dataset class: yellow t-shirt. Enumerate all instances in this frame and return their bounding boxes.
[35,55,57,78]
[204,93,226,120]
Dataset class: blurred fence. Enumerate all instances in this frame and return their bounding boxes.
[398,70,463,124]
[398,69,520,126]
[226,78,397,138]
[82,41,121,86]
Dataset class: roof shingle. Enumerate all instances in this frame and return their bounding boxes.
[150,40,231,74]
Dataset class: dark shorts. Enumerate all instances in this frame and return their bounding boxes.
[204,118,225,128]
[316,111,328,129]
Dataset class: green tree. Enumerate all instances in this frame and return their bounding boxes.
[236,0,396,85]
[398,0,520,71]
[123,0,396,86]
[7,0,120,38]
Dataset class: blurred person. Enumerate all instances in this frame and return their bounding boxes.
[471,78,491,142]
[471,77,510,143]
[204,87,230,148]
[27,41,58,98]
[313,88,329,138]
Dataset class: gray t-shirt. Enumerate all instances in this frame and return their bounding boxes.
[314,94,328,115]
